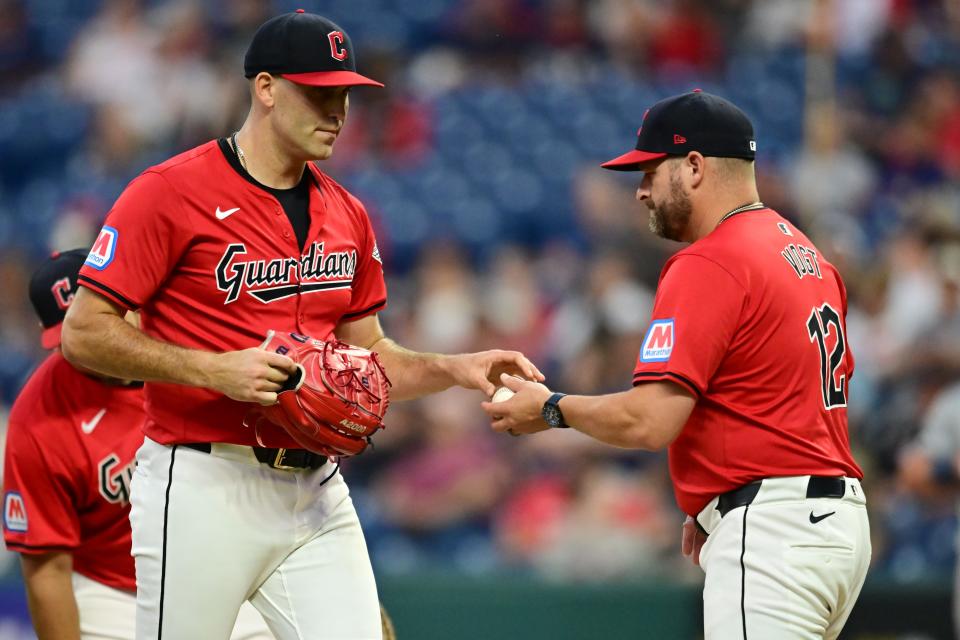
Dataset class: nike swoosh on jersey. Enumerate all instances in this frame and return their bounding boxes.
[81,408,107,434]
[215,207,240,220]
[809,510,836,524]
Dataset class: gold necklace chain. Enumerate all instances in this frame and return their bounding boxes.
[717,201,764,225]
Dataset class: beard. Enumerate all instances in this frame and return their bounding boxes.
[647,173,692,241]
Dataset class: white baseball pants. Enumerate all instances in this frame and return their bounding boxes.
[129,438,382,640]
[696,476,871,640]
[72,572,273,639]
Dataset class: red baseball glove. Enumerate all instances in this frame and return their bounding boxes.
[246,331,391,457]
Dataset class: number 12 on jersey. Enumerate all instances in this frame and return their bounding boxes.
[807,303,847,410]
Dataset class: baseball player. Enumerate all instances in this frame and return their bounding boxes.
[483,91,871,639]
[898,381,960,637]
[3,250,272,640]
[60,10,541,640]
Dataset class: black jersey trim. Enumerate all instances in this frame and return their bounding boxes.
[158,445,177,639]
[632,371,702,397]
[217,137,257,188]
[341,299,386,320]
[4,542,75,553]
[77,275,138,310]
[217,138,319,191]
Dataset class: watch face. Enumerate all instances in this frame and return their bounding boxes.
[542,404,562,428]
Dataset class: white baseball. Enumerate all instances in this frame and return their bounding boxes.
[491,386,515,403]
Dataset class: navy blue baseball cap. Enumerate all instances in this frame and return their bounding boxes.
[244,10,383,88]
[601,90,756,171]
[29,249,87,349]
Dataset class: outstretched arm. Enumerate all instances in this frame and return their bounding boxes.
[335,314,543,401]
[481,374,696,450]
[62,288,297,405]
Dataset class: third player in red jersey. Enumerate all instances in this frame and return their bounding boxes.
[4,250,274,639]
[5,350,142,592]
[3,250,143,639]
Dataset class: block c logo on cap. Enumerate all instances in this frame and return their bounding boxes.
[51,277,75,310]
[328,31,347,61]
[640,318,674,362]
[85,226,118,271]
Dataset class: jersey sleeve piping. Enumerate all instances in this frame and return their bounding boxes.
[4,541,77,554]
[632,371,702,397]
[77,275,139,310]
[341,299,386,321]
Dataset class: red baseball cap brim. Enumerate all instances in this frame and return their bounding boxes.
[280,71,384,88]
[41,323,62,350]
[600,149,668,171]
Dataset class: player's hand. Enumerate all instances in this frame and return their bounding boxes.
[446,350,544,397]
[681,515,707,567]
[206,348,298,405]
[481,372,552,436]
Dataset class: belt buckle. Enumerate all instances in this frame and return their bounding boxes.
[271,448,297,470]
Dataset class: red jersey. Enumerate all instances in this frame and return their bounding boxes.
[632,208,862,516]
[77,140,387,447]
[3,352,144,591]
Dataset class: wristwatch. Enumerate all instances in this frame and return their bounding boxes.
[541,392,569,429]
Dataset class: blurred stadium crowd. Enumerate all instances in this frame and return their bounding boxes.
[1,0,960,587]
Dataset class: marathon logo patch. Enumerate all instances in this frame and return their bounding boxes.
[640,319,674,362]
[3,492,27,532]
[85,226,119,270]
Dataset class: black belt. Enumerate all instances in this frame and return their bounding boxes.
[716,476,846,518]
[181,443,328,470]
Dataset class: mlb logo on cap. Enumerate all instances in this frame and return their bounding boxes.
[86,226,118,271]
[3,492,27,532]
[640,319,675,362]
